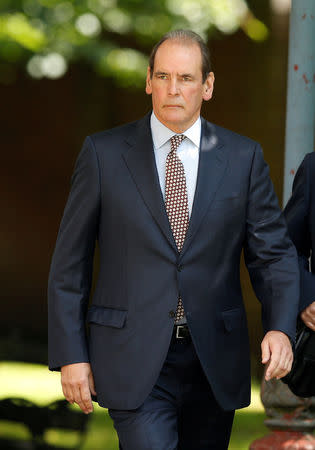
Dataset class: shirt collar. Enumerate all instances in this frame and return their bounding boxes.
[150,112,201,149]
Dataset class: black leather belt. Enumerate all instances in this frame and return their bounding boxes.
[173,324,190,339]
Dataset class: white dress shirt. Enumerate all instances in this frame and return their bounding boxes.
[150,112,201,218]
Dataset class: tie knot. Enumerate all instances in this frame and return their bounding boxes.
[170,134,186,152]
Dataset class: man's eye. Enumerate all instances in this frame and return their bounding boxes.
[182,77,191,81]
[159,75,167,80]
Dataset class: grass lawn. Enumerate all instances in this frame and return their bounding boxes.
[0,361,268,449]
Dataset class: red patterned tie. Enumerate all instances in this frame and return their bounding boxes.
[165,134,189,322]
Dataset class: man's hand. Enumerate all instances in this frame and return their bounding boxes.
[261,330,293,381]
[301,301,315,331]
[61,362,96,414]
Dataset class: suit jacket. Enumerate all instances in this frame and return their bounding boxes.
[284,152,315,313]
[48,113,299,411]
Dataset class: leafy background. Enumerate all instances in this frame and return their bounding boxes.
[0,0,268,86]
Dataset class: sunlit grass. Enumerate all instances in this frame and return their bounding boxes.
[230,411,267,450]
[0,361,63,405]
[0,361,265,449]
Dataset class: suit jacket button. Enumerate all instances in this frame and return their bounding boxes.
[169,310,175,318]
[177,265,183,272]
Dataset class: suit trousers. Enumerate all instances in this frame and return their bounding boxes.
[108,330,235,450]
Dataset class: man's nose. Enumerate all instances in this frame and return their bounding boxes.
[168,78,179,96]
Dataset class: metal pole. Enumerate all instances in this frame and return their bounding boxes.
[283,0,315,206]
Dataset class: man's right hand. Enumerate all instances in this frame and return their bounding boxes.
[61,362,96,414]
[301,301,315,331]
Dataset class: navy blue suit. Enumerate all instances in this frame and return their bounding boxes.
[48,114,299,416]
[284,152,315,313]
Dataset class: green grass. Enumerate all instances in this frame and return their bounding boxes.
[0,361,267,449]
[230,411,267,449]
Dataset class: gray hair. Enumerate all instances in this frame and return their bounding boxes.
[149,29,212,83]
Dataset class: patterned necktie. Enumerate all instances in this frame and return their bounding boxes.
[165,134,189,322]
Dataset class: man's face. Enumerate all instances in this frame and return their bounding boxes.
[146,40,214,133]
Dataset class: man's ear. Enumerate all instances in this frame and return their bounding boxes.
[202,72,215,101]
[145,67,152,95]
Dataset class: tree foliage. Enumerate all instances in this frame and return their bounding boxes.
[0,0,268,85]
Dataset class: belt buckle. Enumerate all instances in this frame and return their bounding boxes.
[176,325,185,339]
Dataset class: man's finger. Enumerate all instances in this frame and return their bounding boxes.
[80,383,93,413]
[269,344,293,380]
[265,348,281,380]
[61,379,74,404]
[61,383,72,404]
[72,384,90,414]
[301,302,315,329]
[89,372,97,396]
[274,349,289,379]
[261,340,271,364]
[306,321,315,331]
[276,363,292,380]
[276,354,293,379]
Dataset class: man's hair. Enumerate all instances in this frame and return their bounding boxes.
[149,29,211,83]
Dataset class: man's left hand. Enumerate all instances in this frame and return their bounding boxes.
[261,330,293,381]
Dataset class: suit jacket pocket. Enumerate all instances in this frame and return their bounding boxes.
[222,308,244,332]
[87,305,127,328]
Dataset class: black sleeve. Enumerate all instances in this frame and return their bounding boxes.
[284,153,315,312]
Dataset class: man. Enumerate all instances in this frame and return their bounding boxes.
[284,153,315,328]
[48,30,299,449]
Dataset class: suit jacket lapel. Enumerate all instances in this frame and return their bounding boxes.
[122,114,177,252]
[180,118,228,258]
